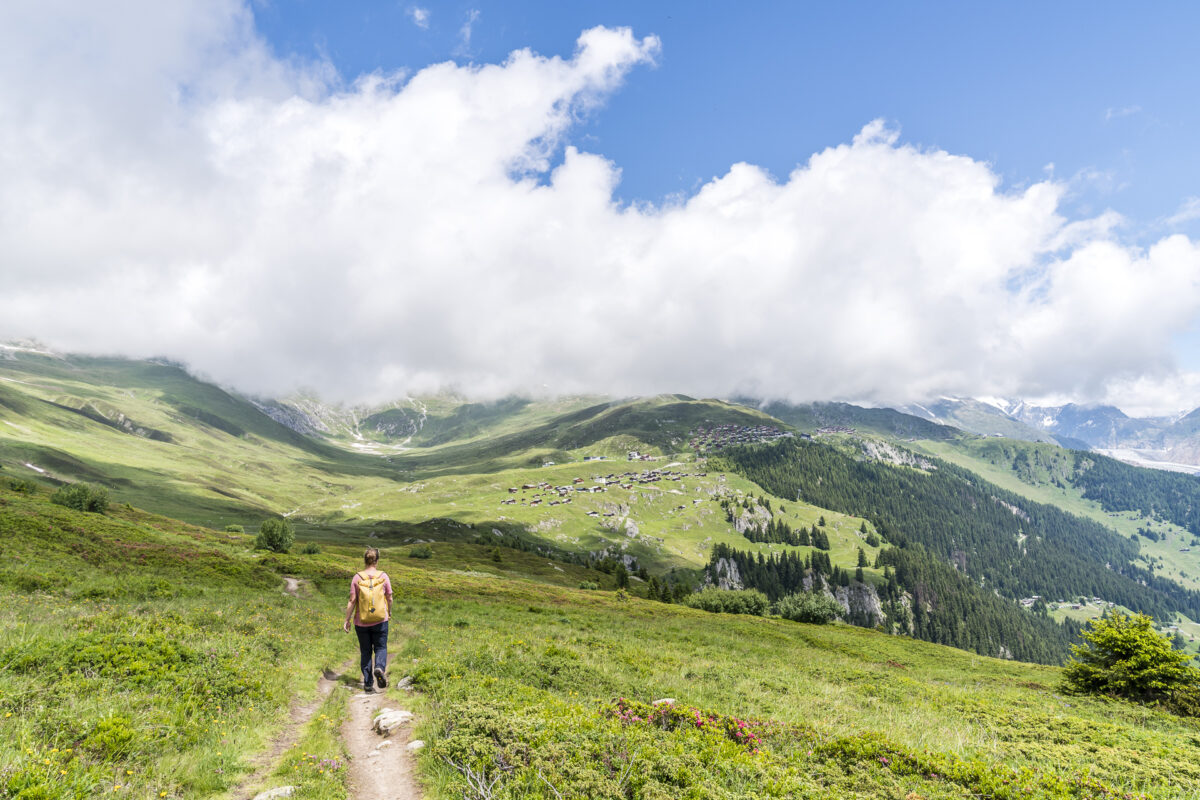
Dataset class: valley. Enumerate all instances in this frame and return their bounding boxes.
[7,349,1200,797]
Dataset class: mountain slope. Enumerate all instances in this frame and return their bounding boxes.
[747,399,959,440]
[717,438,1200,632]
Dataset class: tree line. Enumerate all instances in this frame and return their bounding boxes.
[715,438,1200,622]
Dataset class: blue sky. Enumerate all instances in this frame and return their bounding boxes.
[254,1,1200,232]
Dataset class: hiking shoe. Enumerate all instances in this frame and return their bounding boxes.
[374,667,387,688]
[363,686,375,694]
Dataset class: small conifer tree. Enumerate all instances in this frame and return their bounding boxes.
[1063,612,1200,706]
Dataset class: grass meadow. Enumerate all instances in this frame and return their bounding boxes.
[6,481,1200,799]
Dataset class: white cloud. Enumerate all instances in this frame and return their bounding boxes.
[455,8,480,56]
[1,2,1199,411]
[1104,105,1142,122]
[408,6,430,30]
[1098,372,1200,418]
[1168,197,1200,227]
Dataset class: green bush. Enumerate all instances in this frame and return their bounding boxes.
[577,580,600,590]
[408,544,433,559]
[85,714,139,759]
[49,482,109,513]
[6,477,37,493]
[1063,611,1200,709]
[775,591,843,624]
[300,541,321,555]
[254,517,295,553]
[224,524,244,533]
[684,587,769,616]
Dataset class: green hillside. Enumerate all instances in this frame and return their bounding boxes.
[0,351,400,526]
[4,484,1200,798]
[11,350,1200,667]
[915,437,1200,593]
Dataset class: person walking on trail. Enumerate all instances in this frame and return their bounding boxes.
[343,548,392,693]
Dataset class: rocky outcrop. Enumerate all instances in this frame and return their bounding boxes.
[859,439,935,470]
[834,582,885,628]
[731,505,771,534]
[704,557,744,590]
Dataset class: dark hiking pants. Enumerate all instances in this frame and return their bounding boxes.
[355,620,388,689]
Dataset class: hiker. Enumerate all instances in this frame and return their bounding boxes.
[343,547,392,693]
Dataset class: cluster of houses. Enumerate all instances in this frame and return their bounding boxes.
[688,424,793,452]
[501,467,710,508]
[816,425,856,435]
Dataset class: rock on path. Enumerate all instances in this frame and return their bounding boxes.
[343,688,421,799]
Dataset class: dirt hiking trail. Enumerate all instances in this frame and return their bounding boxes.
[243,652,422,800]
[343,676,422,799]
[238,660,350,799]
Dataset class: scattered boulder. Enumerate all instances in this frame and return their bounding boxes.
[407,740,426,752]
[373,708,414,734]
[252,787,296,800]
[396,675,414,690]
[652,698,675,706]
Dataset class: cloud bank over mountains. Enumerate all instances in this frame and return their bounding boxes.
[3,1,1199,412]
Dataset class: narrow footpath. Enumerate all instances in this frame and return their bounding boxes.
[237,661,350,799]
[342,676,422,799]
[244,649,422,800]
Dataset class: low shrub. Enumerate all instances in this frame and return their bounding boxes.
[408,544,433,559]
[774,591,843,624]
[50,482,109,513]
[300,541,321,555]
[6,477,37,493]
[577,580,600,590]
[684,588,769,616]
[254,517,294,553]
[224,524,244,533]
[610,697,764,751]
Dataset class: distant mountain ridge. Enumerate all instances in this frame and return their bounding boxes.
[895,396,1200,469]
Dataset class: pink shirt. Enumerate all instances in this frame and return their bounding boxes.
[350,571,393,627]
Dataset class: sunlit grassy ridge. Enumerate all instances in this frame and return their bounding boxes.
[318,456,880,573]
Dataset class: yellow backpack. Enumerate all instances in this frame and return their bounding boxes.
[356,572,388,625]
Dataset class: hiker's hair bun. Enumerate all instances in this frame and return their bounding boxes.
[364,547,380,565]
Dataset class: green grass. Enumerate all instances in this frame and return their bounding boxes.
[387,560,1200,799]
[267,689,351,800]
[6,483,1200,798]
[307,456,881,575]
[0,486,353,799]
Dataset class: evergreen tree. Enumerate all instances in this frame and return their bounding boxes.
[615,563,630,589]
[1064,612,1199,704]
